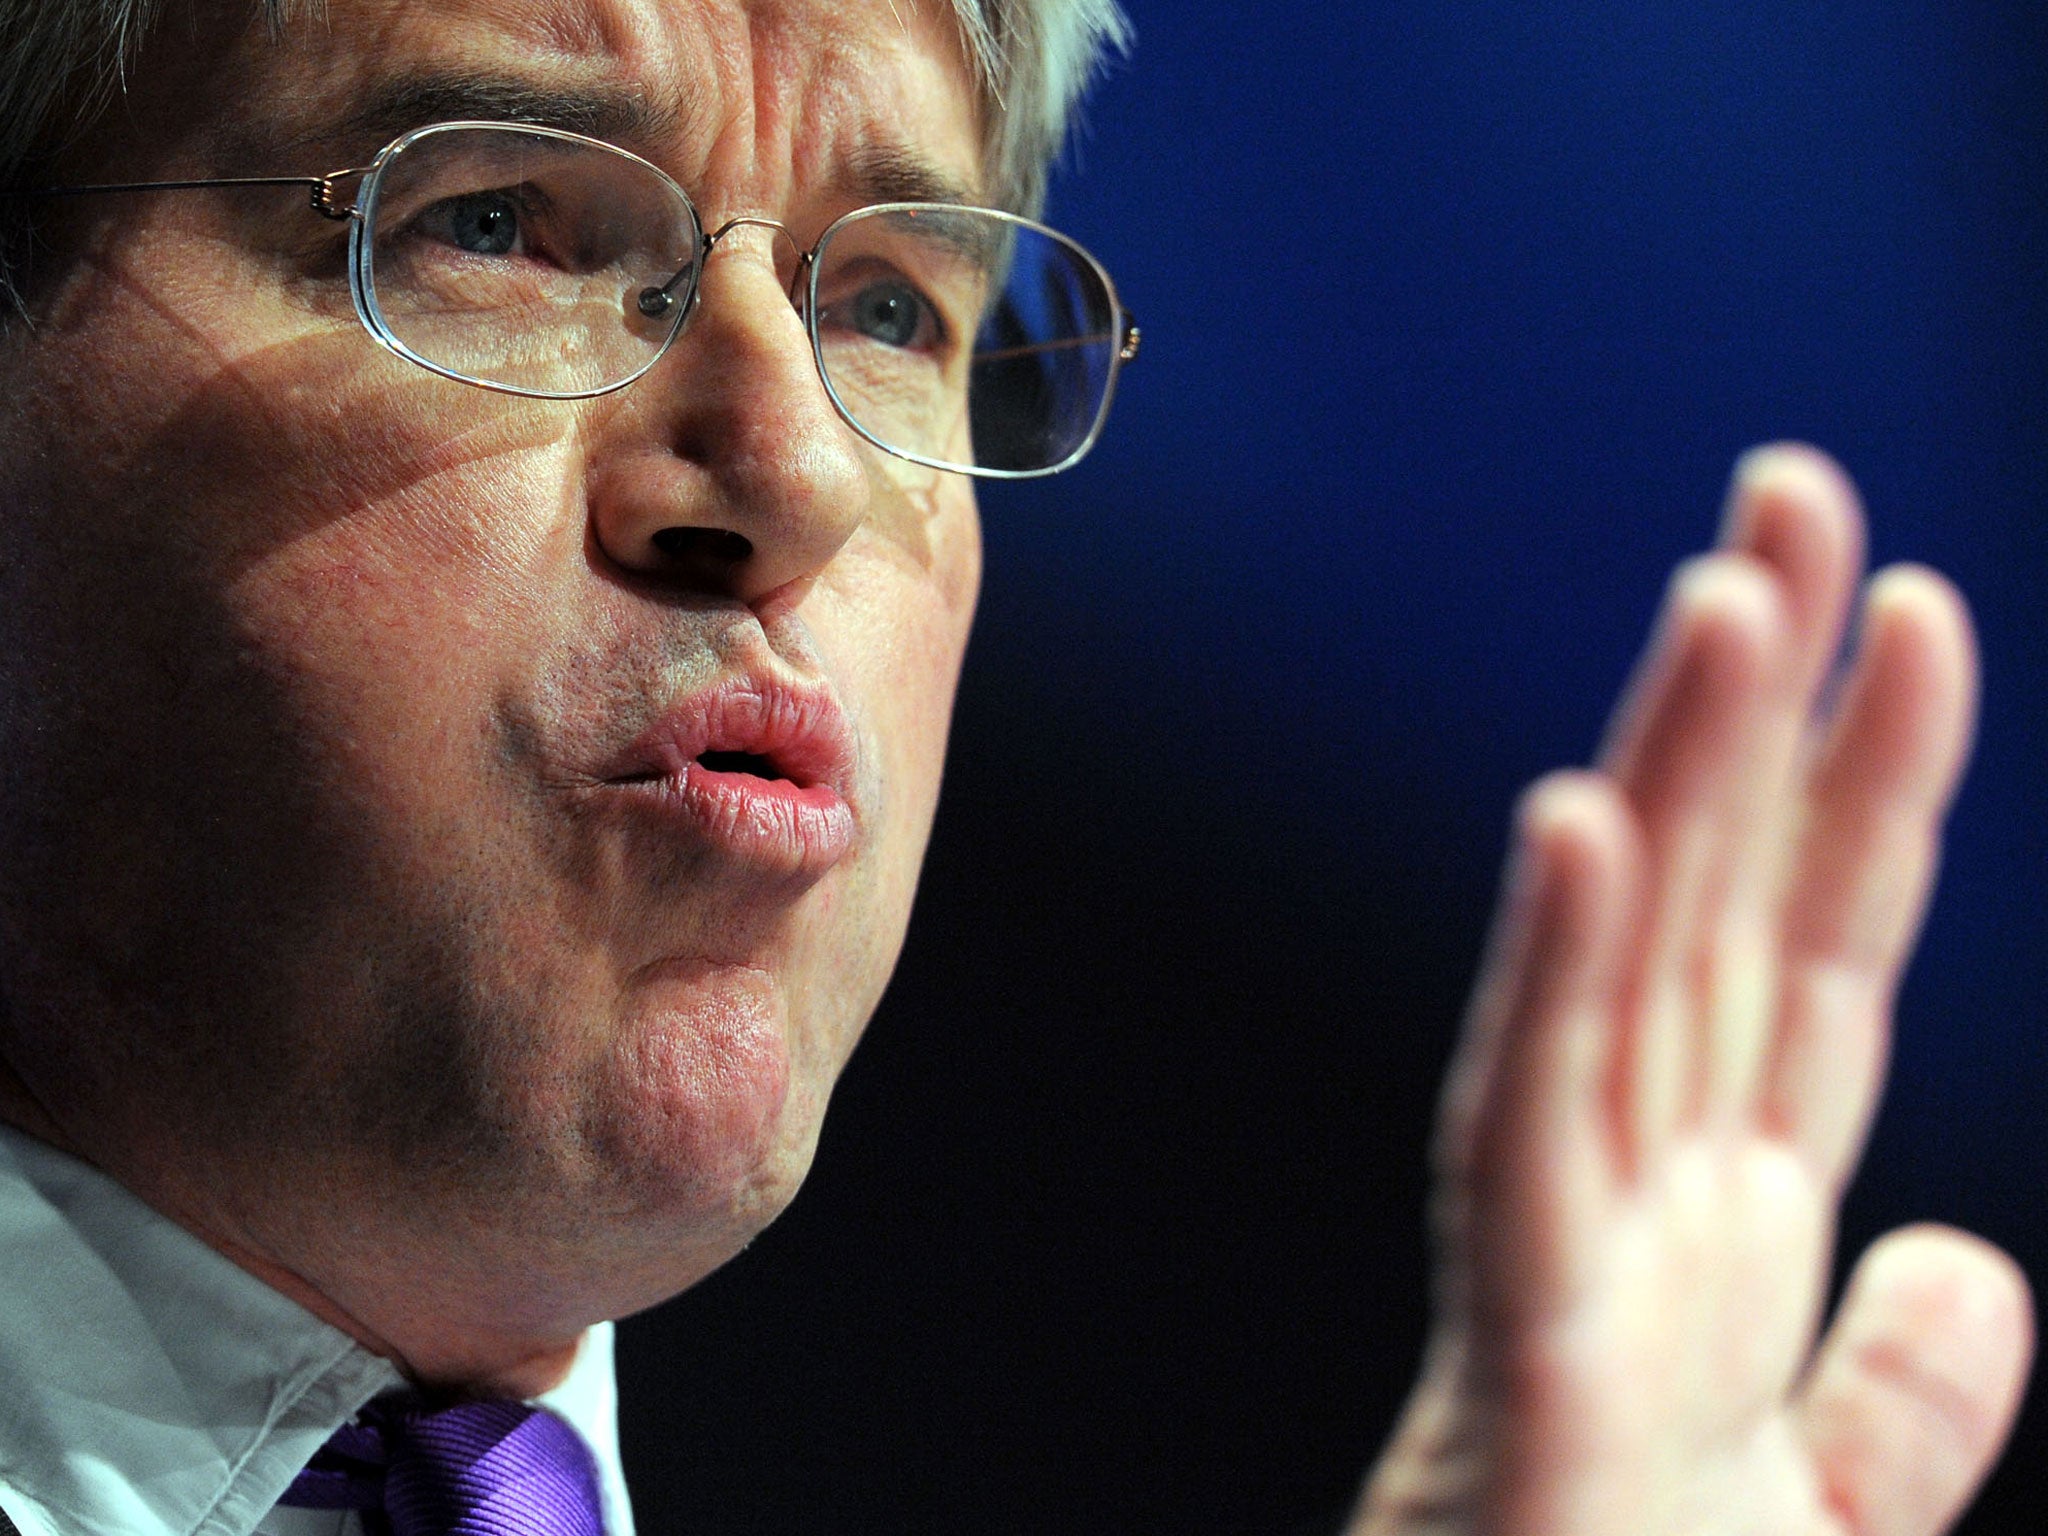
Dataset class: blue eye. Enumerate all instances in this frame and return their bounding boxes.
[848,281,938,348]
[427,191,522,256]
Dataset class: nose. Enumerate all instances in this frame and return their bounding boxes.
[586,229,869,605]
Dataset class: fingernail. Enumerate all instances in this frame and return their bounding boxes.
[1720,443,1851,544]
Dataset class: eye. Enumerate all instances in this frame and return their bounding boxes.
[842,280,942,350]
[416,190,526,257]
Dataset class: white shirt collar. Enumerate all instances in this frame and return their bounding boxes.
[0,1126,635,1536]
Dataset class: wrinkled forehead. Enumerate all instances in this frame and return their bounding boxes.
[170,0,984,215]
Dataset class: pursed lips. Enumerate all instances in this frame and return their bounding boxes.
[588,677,860,881]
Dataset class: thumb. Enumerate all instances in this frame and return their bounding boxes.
[1795,1223,2032,1536]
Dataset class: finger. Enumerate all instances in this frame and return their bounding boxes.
[1796,1224,2033,1536]
[1718,443,1866,697]
[1596,552,1786,1169]
[1763,568,1978,1186]
[1600,444,1863,798]
[1692,447,1867,1125]
[1437,771,1641,1322]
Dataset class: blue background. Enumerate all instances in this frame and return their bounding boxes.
[620,4,2048,1529]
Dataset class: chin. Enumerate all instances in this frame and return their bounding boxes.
[567,966,838,1265]
[399,1010,830,1333]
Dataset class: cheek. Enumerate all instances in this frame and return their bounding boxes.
[198,418,586,938]
[23,222,578,606]
[122,275,597,810]
[796,494,980,1019]
[845,489,982,829]
[0,272,582,1026]
[230,437,577,762]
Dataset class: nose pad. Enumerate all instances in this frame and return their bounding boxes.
[631,216,807,331]
[635,280,687,321]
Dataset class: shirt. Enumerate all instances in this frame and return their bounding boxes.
[0,1126,637,1536]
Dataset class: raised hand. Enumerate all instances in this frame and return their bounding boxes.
[1354,445,2033,1536]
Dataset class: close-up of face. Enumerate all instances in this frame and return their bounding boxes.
[0,0,986,1366]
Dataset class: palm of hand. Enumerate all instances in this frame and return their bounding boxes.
[1357,448,2031,1536]
[1493,1140,1835,1533]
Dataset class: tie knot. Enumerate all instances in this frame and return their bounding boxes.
[281,1395,606,1536]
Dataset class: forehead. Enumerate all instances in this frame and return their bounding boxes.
[189,0,982,208]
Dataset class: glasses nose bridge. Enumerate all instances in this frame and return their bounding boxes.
[702,216,815,306]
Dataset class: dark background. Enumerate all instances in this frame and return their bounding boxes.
[619,3,2048,1530]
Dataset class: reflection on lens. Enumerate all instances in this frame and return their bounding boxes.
[357,123,699,397]
[811,205,1125,477]
[969,227,1119,474]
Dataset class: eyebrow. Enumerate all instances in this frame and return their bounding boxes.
[275,69,984,210]
[308,70,683,160]
[838,144,984,211]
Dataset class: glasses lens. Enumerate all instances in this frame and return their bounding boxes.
[358,124,700,396]
[812,207,1122,475]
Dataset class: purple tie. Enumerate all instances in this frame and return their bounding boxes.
[278,1396,606,1535]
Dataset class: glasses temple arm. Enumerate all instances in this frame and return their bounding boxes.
[974,317,1141,365]
[12,169,372,220]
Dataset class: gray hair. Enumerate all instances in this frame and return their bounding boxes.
[0,0,1130,299]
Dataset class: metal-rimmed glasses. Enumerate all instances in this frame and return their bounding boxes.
[27,120,1140,478]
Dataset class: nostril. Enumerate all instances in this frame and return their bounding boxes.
[649,526,754,575]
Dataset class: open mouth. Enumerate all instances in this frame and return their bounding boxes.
[694,749,791,782]
[608,748,812,791]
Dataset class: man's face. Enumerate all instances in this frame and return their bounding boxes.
[0,0,982,1365]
